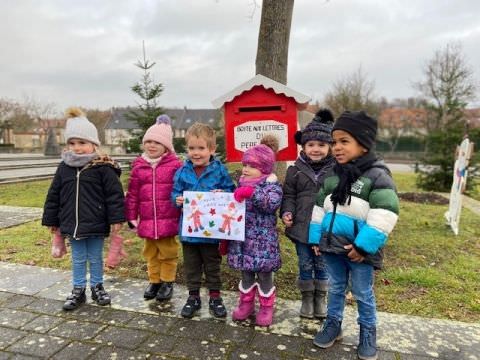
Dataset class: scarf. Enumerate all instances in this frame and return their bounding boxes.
[330,152,378,206]
[141,152,163,166]
[299,151,335,175]
[62,151,98,168]
[239,174,269,187]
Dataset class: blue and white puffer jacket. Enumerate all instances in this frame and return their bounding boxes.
[308,160,399,269]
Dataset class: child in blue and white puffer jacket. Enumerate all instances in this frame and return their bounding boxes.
[309,111,399,360]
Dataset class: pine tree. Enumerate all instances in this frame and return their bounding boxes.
[125,42,165,153]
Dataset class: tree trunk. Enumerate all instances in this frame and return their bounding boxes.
[255,0,294,181]
[255,0,294,85]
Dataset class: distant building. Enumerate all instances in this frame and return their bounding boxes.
[8,119,64,153]
[104,107,220,154]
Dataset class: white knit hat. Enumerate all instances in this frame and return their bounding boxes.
[63,107,100,146]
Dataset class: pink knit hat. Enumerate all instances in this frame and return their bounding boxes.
[142,115,174,153]
[242,144,275,175]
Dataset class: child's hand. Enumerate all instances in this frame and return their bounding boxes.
[49,226,58,233]
[282,213,293,227]
[111,223,122,234]
[312,246,321,256]
[344,244,365,263]
[234,186,254,202]
[176,196,184,206]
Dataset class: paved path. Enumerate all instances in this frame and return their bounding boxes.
[0,261,479,360]
[436,193,480,216]
[0,205,44,228]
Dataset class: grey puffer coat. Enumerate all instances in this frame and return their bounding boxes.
[280,157,334,244]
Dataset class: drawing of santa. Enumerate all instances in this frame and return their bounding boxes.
[218,202,236,236]
[188,199,205,232]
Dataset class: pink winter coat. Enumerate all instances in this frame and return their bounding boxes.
[125,153,182,240]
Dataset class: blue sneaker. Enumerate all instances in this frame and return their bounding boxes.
[358,325,377,360]
[313,317,343,348]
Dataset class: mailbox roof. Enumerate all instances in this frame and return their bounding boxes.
[212,74,310,108]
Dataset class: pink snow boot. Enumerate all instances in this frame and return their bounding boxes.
[256,286,276,327]
[232,282,257,321]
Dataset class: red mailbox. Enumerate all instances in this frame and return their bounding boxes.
[212,74,310,162]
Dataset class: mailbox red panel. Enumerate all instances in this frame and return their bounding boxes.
[224,86,298,162]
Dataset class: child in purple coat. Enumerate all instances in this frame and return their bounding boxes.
[125,115,182,302]
[227,142,283,326]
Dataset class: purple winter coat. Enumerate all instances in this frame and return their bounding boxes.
[125,153,182,240]
[227,175,283,272]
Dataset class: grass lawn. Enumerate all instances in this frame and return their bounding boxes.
[0,171,479,322]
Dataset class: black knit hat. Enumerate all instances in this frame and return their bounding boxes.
[294,108,334,145]
[332,111,377,150]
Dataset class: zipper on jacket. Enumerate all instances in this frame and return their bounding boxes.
[152,166,158,239]
[73,168,81,239]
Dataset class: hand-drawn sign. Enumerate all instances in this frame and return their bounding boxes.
[182,191,246,241]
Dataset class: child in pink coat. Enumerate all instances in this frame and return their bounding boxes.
[125,115,182,301]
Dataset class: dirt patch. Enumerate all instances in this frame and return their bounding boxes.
[398,192,449,205]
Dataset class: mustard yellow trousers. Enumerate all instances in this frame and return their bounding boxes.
[143,236,179,283]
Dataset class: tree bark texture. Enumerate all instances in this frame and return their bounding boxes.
[255,0,294,85]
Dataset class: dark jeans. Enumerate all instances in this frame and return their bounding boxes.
[182,243,222,291]
[295,242,328,281]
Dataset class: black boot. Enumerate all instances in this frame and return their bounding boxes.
[209,297,227,318]
[144,283,161,300]
[181,296,201,318]
[63,286,86,311]
[156,282,173,301]
[91,283,111,306]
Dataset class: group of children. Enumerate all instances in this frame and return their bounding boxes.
[42,106,399,360]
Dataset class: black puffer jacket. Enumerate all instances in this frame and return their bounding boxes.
[42,159,125,238]
[280,157,334,244]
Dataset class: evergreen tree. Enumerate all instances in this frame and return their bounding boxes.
[125,42,165,153]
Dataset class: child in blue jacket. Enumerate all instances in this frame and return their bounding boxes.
[172,123,235,319]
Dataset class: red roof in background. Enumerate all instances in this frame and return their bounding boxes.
[379,108,428,128]
[465,108,480,128]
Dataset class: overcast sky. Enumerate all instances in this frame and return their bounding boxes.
[1,0,479,114]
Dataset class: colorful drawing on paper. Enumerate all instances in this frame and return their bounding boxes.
[182,191,246,241]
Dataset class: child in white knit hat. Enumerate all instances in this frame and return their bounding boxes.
[124,115,183,301]
[42,107,125,311]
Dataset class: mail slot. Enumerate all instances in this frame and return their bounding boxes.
[212,74,310,162]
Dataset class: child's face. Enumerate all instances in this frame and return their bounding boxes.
[332,130,367,164]
[241,164,262,179]
[67,138,96,155]
[186,136,215,167]
[143,140,166,159]
[303,140,330,161]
